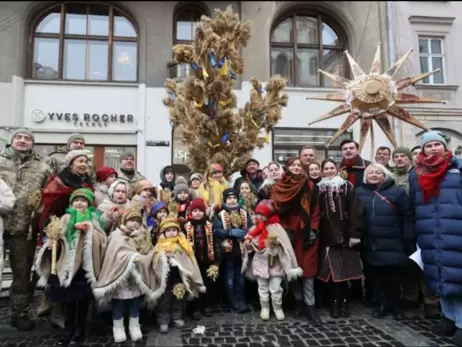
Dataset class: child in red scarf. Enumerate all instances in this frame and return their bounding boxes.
[243,200,302,321]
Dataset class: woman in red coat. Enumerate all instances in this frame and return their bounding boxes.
[271,157,321,325]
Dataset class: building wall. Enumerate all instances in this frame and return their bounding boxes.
[0,1,389,183]
[391,1,462,151]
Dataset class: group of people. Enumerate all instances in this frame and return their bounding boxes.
[0,128,462,346]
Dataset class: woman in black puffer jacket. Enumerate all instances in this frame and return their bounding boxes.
[356,163,415,320]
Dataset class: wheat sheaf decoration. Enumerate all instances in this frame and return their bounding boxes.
[163,6,288,178]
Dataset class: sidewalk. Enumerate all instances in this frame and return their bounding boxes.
[0,294,456,347]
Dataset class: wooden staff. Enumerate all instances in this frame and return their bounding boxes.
[45,216,61,275]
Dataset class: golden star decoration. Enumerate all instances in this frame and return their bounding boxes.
[307,44,446,151]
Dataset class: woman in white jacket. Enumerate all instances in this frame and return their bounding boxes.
[0,178,16,288]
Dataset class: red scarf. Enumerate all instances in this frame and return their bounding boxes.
[415,151,452,203]
[247,215,280,251]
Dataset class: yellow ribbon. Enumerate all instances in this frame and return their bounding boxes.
[194,100,203,108]
[265,130,270,144]
[219,59,228,76]
[219,100,228,107]
[247,113,259,129]
[202,67,209,78]
[207,141,220,148]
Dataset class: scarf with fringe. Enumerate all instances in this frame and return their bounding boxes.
[317,176,347,213]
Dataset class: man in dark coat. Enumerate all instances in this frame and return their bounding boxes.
[233,159,264,193]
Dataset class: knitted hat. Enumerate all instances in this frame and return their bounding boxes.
[70,188,94,205]
[159,216,180,234]
[120,152,135,162]
[255,199,277,218]
[134,180,154,195]
[121,205,142,225]
[223,188,237,203]
[151,201,168,216]
[188,198,206,212]
[411,145,421,153]
[392,147,412,160]
[96,167,117,183]
[64,150,88,167]
[173,177,189,197]
[189,172,203,183]
[209,163,223,174]
[67,133,85,148]
[9,128,35,145]
[420,130,447,148]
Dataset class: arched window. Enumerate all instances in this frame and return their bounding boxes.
[270,13,346,87]
[30,3,138,82]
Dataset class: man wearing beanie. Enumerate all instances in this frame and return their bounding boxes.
[117,152,145,199]
[45,133,96,184]
[392,146,440,318]
[409,130,462,345]
[411,145,422,166]
[0,128,50,330]
[233,158,264,193]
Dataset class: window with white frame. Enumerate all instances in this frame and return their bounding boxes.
[418,37,445,84]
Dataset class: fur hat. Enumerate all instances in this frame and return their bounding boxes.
[9,128,35,145]
[173,177,189,197]
[108,180,128,199]
[159,216,180,234]
[96,166,117,183]
[67,133,85,149]
[64,150,88,167]
[255,199,276,218]
[70,188,94,205]
[188,198,206,213]
[189,172,203,183]
[222,188,237,203]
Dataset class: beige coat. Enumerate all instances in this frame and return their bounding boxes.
[97,199,132,233]
[94,183,110,207]
[35,214,107,288]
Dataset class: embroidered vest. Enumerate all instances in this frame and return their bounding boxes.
[186,221,215,261]
[219,209,248,252]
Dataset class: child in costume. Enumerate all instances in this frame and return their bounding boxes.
[172,177,192,227]
[147,201,169,245]
[35,188,107,346]
[237,180,258,223]
[212,188,252,313]
[198,163,229,208]
[185,198,221,320]
[243,200,303,321]
[93,206,159,343]
[153,217,206,333]
[189,172,203,199]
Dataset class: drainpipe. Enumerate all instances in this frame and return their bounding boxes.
[386,1,402,146]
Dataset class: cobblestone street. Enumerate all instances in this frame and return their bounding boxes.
[0,292,456,347]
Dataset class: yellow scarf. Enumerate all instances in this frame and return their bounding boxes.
[154,233,195,265]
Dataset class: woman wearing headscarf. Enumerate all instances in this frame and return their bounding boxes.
[257,161,284,202]
[198,163,229,209]
[98,180,132,233]
[316,159,364,318]
[157,165,176,201]
[94,167,118,206]
[271,157,321,325]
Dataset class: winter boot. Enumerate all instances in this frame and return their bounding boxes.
[11,315,35,331]
[340,298,351,318]
[159,324,169,333]
[69,301,88,346]
[452,328,462,347]
[272,304,285,321]
[432,317,457,337]
[372,304,389,319]
[424,303,441,319]
[236,294,250,314]
[306,305,322,326]
[330,299,340,319]
[128,317,143,341]
[112,319,127,343]
[293,300,304,318]
[259,301,270,321]
[173,319,185,328]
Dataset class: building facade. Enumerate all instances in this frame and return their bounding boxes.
[0,1,389,183]
[391,1,462,153]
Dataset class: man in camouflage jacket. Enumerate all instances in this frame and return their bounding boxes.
[117,152,145,198]
[45,133,96,184]
[0,128,50,330]
[392,146,440,318]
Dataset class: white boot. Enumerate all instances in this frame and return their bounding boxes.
[273,304,286,321]
[128,317,143,341]
[260,301,270,321]
[113,318,127,343]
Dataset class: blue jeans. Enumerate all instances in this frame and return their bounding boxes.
[224,259,245,297]
[112,298,140,320]
[440,296,462,329]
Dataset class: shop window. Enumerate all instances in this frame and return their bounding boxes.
[31,3,138,82]
[103,146,137,170]
[272,128,353,164]
[168,5,208,80]
[270,12,347,87]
